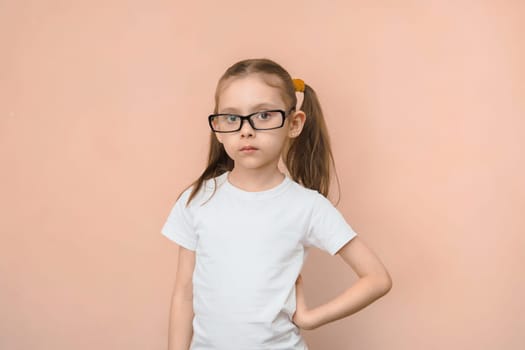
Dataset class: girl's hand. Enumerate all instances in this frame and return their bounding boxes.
[292,274,317,330]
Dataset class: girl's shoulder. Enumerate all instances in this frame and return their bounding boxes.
[288,178,328,203]
[288,179,344,212]
[178,173,228,207]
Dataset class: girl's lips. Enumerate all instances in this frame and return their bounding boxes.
[240,147,258,153]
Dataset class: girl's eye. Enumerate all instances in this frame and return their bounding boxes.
[226,115,239,123]
[257,111,271,120]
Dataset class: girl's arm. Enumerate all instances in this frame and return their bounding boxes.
[168,245,195,350]
[293,236,392,330]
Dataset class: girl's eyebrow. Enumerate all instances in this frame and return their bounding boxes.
[219,103,281,114]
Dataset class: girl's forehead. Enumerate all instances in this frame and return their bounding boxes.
[217,74,286,111]
[219,74,283,95]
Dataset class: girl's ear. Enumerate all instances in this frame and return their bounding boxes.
[287,110,306,138]
[214,133,223,144]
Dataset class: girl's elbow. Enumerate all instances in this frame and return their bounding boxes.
[378,272,393,295]
[367,271,392,297]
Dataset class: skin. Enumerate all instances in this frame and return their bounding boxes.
[214,74,306,191]
[293,238,392,330]
[170,74,392,350]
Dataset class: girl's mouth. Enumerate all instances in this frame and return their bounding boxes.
[240,146,258,153]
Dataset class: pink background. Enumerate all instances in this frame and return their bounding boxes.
[1,1,524,349]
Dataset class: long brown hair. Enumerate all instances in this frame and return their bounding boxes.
[182,58,340,205]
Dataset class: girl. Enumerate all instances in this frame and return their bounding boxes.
[161,58,392,350]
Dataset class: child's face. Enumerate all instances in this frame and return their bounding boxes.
[214,74,303,173]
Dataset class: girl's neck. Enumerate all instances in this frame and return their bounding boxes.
[227,167,285,192]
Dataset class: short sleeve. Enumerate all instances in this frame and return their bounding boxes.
[161,188,198,251]
[304,194,358,255]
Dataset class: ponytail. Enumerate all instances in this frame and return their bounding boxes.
[182,132,232,205]
[283,84,341,204]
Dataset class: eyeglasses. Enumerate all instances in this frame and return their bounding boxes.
[208,108,294,133]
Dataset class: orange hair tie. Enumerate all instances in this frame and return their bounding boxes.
[293,78,305,93]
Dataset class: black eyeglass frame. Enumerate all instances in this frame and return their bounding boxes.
[208,108,295,133]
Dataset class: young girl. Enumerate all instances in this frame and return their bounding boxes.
[161,58,392,350]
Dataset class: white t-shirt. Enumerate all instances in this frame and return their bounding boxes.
[161,171,358,350]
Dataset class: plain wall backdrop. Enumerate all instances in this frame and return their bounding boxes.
[1,1,524,349]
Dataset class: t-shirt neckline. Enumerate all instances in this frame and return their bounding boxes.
[219,171,292,200]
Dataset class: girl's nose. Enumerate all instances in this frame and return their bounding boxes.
[240,119,255,137]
